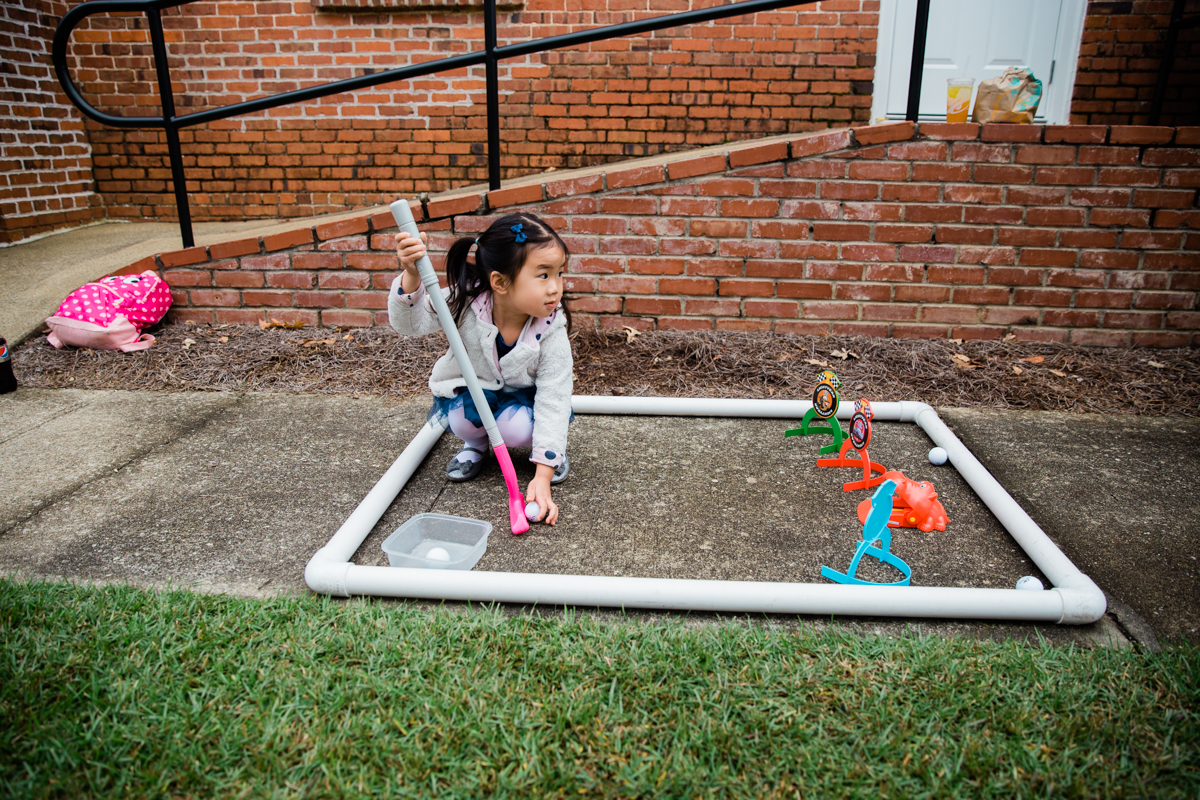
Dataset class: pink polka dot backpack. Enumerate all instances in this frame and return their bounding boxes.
[45,271,173,352]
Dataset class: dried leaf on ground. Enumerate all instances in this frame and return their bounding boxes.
[1021,356,1045,363]
[11,324,1200,416]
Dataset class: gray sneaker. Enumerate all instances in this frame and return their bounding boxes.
[551,453,569,484]
[446,445,488,482]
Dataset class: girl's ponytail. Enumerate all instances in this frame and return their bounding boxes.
[444,236,484,326]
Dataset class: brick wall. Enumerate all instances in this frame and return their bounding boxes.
[137,122,1200,348]
[62,0,877,223]
[1071,0,1200,126]
[0,0,104,244]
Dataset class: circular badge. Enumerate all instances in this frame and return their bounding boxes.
[812,381,838,419]
[849,411,871,450]
[853,398,873,420]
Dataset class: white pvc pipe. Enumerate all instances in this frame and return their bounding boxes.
[304,396,1106,624]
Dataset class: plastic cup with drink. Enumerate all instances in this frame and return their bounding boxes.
[946,78,974,123]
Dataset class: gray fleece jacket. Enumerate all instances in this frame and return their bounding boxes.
[388,276,573,469]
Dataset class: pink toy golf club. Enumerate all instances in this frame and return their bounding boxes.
[390,199,530,535]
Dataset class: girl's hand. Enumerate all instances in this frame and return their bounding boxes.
[527,465,558,525]
[395,232,428,292]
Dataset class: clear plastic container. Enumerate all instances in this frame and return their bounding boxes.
[381,513,491,570]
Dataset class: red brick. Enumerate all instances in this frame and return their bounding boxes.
[1177,128,1200,146]
[957,246,1016,265]
[242,253,291,271]
[1008,187,1068,205]
[1013,288,1072,307]
[1167,311,1200,329]
[1135,292,1194,310]
[427,193,483,219]
[862,303,918,321]
[346,253,399,270]
[1142,148,1200,167]
[1069,188,1131,207]
[950,143,1011,163]
[782,200,841,219]
[625,297,682,316]
[964,206,1023,225]
[208,237,261,259]
[660,277,717,295]
[604,197,660,216]
[628,257,685,275]
[989,267,1045,286]
[975,164,1034,184]
[1091,208,1151,227]
[542,197,598,215]
[1036,167,1097,185]
[719,278,775,298]
[851,121,914,146]
[1075,291,1133,309]
[722,199,781,217]
[776,320,832,335]
[945,184,1003,203]
[820,182,880,201]
[572,217,627,236]
[266,272,315,289]
[1156,210,1200,228]
[1097,168,1161,187]
[369,211,398,232]
[892,323,952,339]
[319,236,368,253]
[692,219,748,239]
[684,298,742,316]
[918,122,980,140]
[777,281,832,299]
[293,252,343,271]
[568,296,623,314]
[598,275,656,294]
[895,285,952,303]
[729,140,789,168]
[1112,271,1169,290]
[1080,250,1140,270]
[790,128,854,158]
[661,198,720,216]
[998,228,1057,247]
[886,141,947,161]
[882,184,941,202]
[744,299,799,318]
[922,305,980,324]
[936,226,995,245]
[901,204,959,223]
[160,247,208,268]
[981,124,1042,143]
[687,259,743,277]
[1026,208,1086,226]
[750,220,809,239]
[1132,331,1191,347]
[1078,146,1139,165]
[927,265,985,284]
[952,287,1009,304]
[842,244,897,261]
[1043,309,1101,327]
[802,301,859,320]
[322,310,374,327]
[242,290,292,307]
[1122,231,1184,249]
[865,263,923,282]
[546,174,604,198]
[875,224,933,243]
[1146,252,1200,270]
[1011,328,1068,343]
[1104,310,1164,329]
[607,164,665,189]
[1133,189,1195,208]
[667,154,726,180]
[315,216,369,241]
[164,269,212,287]
[812,222,870,241]
[214,272,263,288]
[1015,146,1075,165]
[1060,230,1120,248]
[658,317,714,332]
[848,162,910,181]
[319,272,371,290]
[781,242,838,259]
[716,319,772,332]
[983,307,1039,326]
[1109,126,1174,145]
[913,163,971,182]
[487,183,544,209]
[1047,269,1105,288]
[1043,125,1107,144]
[212,309,262,325]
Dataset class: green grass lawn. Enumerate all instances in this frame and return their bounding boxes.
[1,580,1197,799]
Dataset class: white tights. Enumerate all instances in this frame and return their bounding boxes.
[447,405,533,461]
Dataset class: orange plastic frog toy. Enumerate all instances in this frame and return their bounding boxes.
[855,470,949,532]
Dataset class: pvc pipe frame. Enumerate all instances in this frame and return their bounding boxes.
[305,397,1107,625]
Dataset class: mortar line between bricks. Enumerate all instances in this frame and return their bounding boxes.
[0,391,246,540]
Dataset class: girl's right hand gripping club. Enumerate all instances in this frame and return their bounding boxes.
[389,199,530,535]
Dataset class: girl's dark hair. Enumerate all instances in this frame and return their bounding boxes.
[444,212,572,330]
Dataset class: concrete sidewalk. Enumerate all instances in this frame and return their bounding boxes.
[2,387,1195,647]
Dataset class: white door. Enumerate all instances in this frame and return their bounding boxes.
[872,0,1087,124]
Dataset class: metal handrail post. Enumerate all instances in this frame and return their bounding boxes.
[484,0,501,191]
[146,6,194,248]
[905,0,931,123]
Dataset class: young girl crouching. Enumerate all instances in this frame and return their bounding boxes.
[390,212,573,525]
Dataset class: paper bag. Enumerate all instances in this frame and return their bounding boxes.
[971,67,1042,124]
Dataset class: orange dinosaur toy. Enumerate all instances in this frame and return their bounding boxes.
[855,470,949,532]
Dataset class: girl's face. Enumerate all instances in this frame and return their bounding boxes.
[494,242,567,319]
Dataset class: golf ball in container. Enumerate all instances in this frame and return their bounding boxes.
[525,501,541,521]
[426,547,451,562]
[1015,576,1044,591]
[928,447,948,465]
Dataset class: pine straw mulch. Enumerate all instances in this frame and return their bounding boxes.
[11,322,1200,416]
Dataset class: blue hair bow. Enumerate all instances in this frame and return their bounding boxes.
[511,223,527,243]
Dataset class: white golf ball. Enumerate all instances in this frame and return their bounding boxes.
[426,547,450,562]
[525,501,541,521]
[1016,575,1044,591]
[928,447,948,465]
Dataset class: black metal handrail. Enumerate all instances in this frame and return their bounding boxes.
[54,0,931,249]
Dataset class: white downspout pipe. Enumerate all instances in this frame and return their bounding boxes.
[304,396,1106,624]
